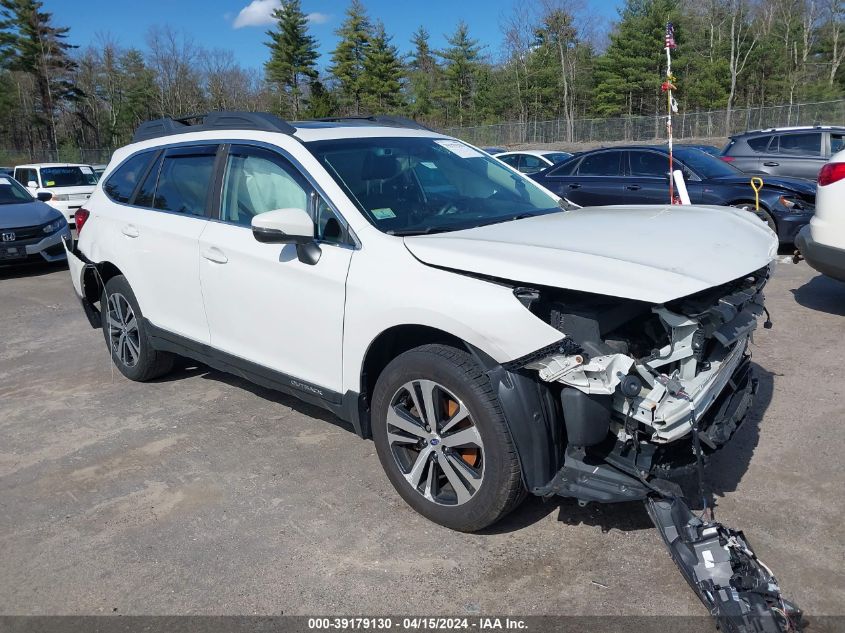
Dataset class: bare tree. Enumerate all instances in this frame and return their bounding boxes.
[725,0,758,132]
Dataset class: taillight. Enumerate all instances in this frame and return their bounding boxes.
[818,162,845,186]
[75,208,90,233]
[720,156,735,163]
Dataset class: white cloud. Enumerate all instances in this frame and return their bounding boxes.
[232,1,332,29]
[307,12,331,24]
[233,0,280,29]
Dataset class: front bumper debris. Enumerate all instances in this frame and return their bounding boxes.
[647,496,804,633]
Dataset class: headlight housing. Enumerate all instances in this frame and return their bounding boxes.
[42,217,67,234]
[51,193,69,201]
[778,195,814,213]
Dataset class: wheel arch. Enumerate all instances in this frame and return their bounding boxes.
[78,260,127,328]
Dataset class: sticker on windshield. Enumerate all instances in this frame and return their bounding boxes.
[80,166,93,174]
[435,140,484,159]
[45,181,55,187]
[371,208,396,220]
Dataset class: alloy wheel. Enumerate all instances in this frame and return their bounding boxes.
[106,292,141,368]
[386,379,485,506]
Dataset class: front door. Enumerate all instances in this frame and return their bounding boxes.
[198,144,354,395]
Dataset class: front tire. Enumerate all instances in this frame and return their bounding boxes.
[732,202,777,234]
[371,344,525,532]
[101,275,174,381]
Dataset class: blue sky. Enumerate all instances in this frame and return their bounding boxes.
[49,0,622,70]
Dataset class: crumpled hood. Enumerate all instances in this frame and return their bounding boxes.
[0,200,63,229]
[711,174,816,198]
[404,205,778,304]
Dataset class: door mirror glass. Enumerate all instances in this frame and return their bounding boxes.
[27,181,38,189]
[252,208,314,244]
[36,191,53,202]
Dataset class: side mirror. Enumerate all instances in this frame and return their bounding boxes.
[36,191,53,202]
[251,208,321,265]
[27,180,38,189]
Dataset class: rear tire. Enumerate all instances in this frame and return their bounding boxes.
[371,344,525,532]
[101,275,174,381]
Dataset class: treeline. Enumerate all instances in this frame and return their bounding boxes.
[1,0,844,158]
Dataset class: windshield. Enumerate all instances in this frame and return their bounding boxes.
[0,176,34,205]
[545,152,572,164]
[40,166,97,188]
[306,137,562,235]
[674,148,742,179]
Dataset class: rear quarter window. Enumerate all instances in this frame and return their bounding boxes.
[104,151,156,203]
[746,136,772,152]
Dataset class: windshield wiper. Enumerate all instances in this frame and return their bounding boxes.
[388,225,458,236]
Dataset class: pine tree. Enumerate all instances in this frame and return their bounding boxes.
[328,0,371,114]
[360,21,403,113]
[408,26,439,120]
[0,0,79,152]
[265,0,318,118]
[304,78,338,118]
[592,0,680,119]
[439,21,481,126]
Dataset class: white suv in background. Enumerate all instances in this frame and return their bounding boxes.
[64,112,777,533]
[797,150,845,282]
[14,163,97,227]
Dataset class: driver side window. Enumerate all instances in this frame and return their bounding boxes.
[221,145,348,245]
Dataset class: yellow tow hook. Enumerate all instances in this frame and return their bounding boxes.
[750,176,764,211]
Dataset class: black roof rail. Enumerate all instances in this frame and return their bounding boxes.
[312,115,434,132]
[132,111,296,143]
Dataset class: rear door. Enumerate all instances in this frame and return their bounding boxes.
[765,132,824,179]
[198,143,354,394]
[540,151,625,206]
[100,144,217,344]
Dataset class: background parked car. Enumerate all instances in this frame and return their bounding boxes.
[495,150,573,174]
[13,163,97,228]
[676,143,722,157]
[92,164,108,180]
[531,145,815,243]
[797,150,845,282]
[0,167,13,178]
[0,174,70,264]
[481,146,507,155]
[720,125,845,180]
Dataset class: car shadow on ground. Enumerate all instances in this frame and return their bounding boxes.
[0,260,67,279]
[482,362,774,535]
[791,273,845,316]
[153,360,354,432]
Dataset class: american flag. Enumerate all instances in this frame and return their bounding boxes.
[665,22,677,49]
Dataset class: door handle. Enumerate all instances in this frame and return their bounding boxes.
[121,225,139,238]
[568,183,581,189]
[201,247,228,264]
[625,184,641,191]
[763,162,779,167]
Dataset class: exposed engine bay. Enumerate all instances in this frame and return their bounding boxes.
[512,266,770,461]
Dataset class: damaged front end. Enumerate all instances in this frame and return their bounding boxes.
[507,266,771,502]
[498,266,805,632]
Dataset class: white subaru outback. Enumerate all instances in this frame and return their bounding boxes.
[64,112,778,532]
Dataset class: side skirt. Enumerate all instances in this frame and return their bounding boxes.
[143,320,363,435]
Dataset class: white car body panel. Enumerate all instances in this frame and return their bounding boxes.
[404,205,777,304]
[198,221,353,392]
[811,150,845,250]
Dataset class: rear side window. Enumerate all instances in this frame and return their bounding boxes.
[831,133,845,154]
[746,136,772,152]
[521,155,546,173]
[777,133,821,156]
[104,151,155,203]
[153,148,217,216]
[498,155,520,168]
[577,152,622,176]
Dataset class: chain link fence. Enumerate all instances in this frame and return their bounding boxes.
[442,100,845,148]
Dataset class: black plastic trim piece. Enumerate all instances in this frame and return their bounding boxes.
[142,320,365,433]
[132,112,296,143]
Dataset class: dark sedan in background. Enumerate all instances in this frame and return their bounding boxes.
[531,145,816,243]
[0,175,70,264]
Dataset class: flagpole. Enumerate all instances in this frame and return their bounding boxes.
[665,29,674,205]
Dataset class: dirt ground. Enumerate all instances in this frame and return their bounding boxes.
[0,259,843,618]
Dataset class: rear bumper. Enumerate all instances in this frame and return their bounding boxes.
[796,225,845,281]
